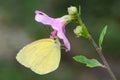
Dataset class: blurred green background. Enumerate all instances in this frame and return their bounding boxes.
[0,0,120,80]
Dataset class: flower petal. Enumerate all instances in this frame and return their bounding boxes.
[35,10,71,51]
[58,32,70,51]
[51,19,70,51]
[35,10,53,25]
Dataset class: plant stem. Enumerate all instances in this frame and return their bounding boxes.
[89,35,117,80]
[76,14,117,80]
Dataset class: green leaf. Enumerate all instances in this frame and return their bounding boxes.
[99,25,108,47]
[73,55,104,68]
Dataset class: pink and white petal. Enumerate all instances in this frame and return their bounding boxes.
[35,10,54,25]
[35,10,71,51]
[57,31,70,51]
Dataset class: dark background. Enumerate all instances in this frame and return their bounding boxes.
[0,0,120,80]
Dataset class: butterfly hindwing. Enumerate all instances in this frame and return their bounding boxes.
[16,39,61,75]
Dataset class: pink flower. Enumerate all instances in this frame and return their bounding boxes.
[35,10,71,51]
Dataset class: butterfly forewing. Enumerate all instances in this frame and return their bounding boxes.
[16,39,61,75]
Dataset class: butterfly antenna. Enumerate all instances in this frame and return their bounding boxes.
[61,44,66,50]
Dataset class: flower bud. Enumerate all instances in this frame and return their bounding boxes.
[68,6,78,15]
[74,26,82,37]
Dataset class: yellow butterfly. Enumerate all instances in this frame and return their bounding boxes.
[16,38,61,75]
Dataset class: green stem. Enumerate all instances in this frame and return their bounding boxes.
[89,35,117,80]
[76,17,117,80]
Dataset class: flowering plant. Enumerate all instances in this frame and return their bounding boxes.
[34,6,117,80]
[16,6,117,80]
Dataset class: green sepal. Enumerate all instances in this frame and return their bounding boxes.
[81,24,90,38]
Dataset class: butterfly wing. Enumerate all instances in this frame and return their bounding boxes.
[16,39,61,75]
